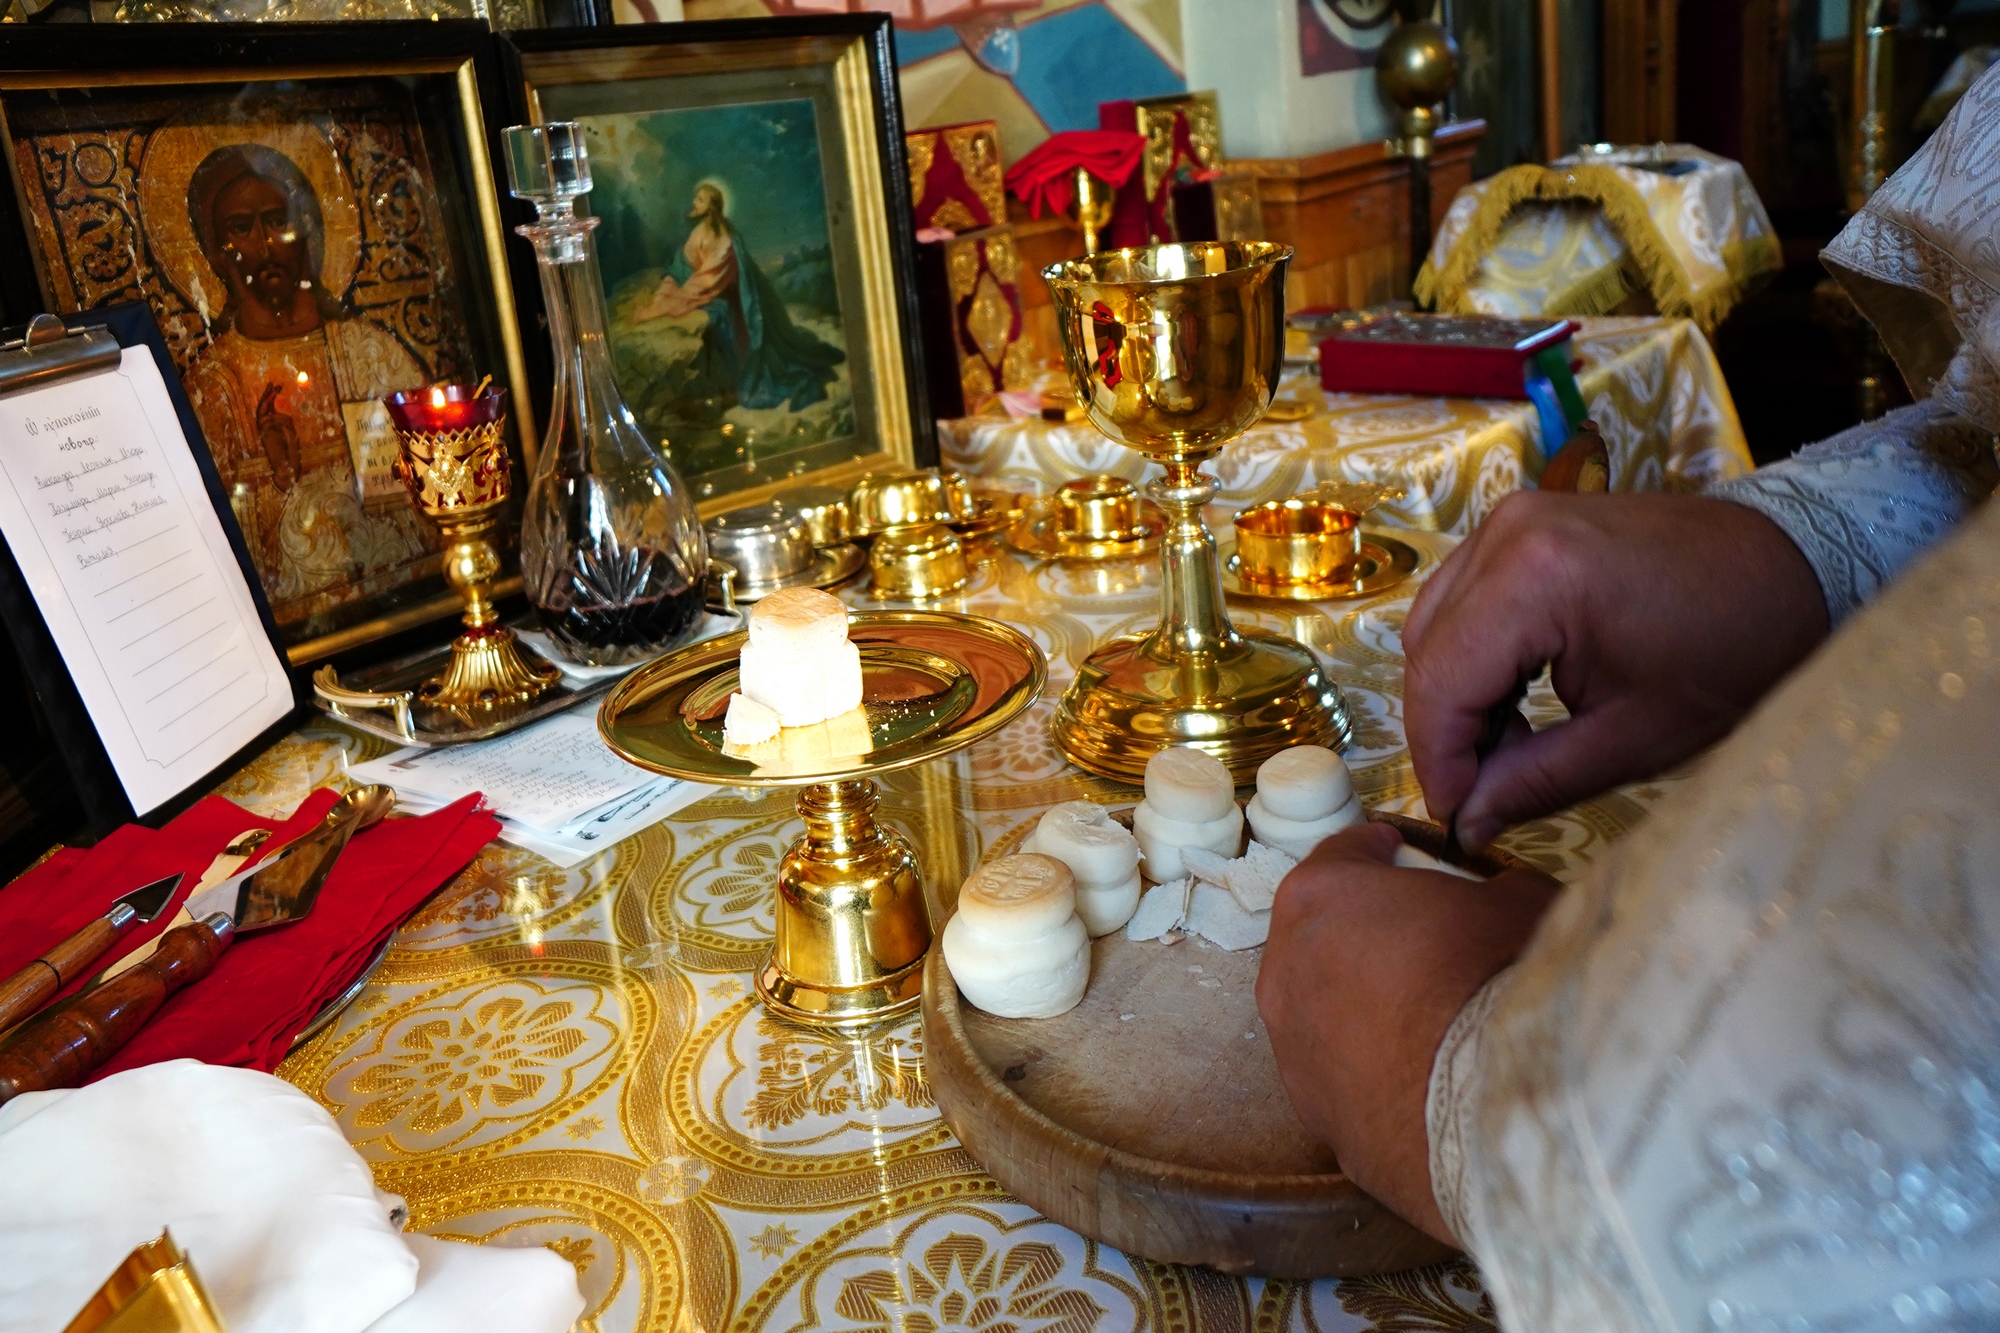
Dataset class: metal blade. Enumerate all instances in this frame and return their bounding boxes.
[181,785,396,933]
[111,872,182,924]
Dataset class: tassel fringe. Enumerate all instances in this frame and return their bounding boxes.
[1419,165,1777,333]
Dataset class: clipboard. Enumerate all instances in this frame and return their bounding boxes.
[0,303,301,833]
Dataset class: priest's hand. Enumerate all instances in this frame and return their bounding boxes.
[1256,821,1560,1246]
[1403,492,1827,851]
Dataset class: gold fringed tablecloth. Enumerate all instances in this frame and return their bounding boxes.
[235,531,1689,1333]
[1416,146,1782,333]
[942,316,1751,534]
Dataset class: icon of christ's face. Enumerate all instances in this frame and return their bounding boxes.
[211,171,309,321]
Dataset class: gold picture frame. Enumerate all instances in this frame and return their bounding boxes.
[504,14,938,520]
[0,22,531,666]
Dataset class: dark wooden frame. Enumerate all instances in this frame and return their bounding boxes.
[497,14,939,515]
[0,303,302,834]
[0,21,531,667]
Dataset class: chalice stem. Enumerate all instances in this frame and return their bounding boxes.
[1148,460,1241,660]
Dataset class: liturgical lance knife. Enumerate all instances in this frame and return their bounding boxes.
[0,873,181,1036]
[0,786,396,1105]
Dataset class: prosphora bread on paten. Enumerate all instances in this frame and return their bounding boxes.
[737,586,862,728]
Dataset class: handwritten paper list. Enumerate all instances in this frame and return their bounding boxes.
[0,346,291,814]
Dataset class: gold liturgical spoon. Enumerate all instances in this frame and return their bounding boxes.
[1040,241,1350,782]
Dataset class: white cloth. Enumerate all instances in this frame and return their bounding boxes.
[1428,491,2000,1331]
[0,1060,581,1333]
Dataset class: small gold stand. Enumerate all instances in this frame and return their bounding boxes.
[1041,242,1348,784]
[762,778,932,1025]
[597,611,1046,1028]
[386,391,559,710]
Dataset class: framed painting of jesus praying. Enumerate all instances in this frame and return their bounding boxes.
[502,14,938,515]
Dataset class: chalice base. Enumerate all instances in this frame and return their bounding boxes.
[1051,629,1351,785]
[419,625,563,711]
[755,779,932,1029]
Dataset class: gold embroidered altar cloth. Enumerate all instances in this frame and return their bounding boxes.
[227,531,1684,1333]
[940,317,1750,535]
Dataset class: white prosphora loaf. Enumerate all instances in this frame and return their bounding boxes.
[1131,746,1244,881]
[1253,745,1354,821]
[942,854,1091,1018]
[736,586,863,728]
[1243,793,1363,861]
[1131,801,1243,883]
[1027,801,1142,936]
[1141,745,1235,822]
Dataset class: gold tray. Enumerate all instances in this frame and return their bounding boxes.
[1004,500,1167,562]
[598,610,1047,786]
[1220,531,1420,602]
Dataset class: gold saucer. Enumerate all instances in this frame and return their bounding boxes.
[711,542,866,607]
[600,611,1046,1028]
[951,492,1029,541]
[1004,501,1167,562]
[1221,532,1421,601]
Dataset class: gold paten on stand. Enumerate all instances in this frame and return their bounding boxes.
[597,612,1046,1028]
[1042,241,1348,784]
[386,395,559,710]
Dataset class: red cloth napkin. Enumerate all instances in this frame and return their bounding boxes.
[0,790,498,1075]
[1004,129,1146,218]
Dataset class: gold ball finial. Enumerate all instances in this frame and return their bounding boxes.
[1376,19,1461,112]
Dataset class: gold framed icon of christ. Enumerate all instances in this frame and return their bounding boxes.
[0,22,529,665]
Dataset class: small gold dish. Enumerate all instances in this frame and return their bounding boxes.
[772,484,854,546]
[869,522,972,600]
[850,468,977,537]
[1004,474,1167,562]
[1261,395,1313,422]
[1057,475,1148,541]
[1220,530,1423,601]
[1232,498,1363,587]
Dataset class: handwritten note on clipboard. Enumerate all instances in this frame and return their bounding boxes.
[0,311,293,823]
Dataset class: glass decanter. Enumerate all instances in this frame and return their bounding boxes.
[504,122,708,667]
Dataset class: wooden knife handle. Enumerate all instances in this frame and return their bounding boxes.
[0,921,225,1105]
[0,915,124,1034]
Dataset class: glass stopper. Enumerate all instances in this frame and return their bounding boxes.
[502,122,592,209]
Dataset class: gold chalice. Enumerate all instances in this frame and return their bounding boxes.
[1042,242,1349,782]
[385,385,559,710]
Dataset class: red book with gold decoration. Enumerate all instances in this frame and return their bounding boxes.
[1318,314,1579,400]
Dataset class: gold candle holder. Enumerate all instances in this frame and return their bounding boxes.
[385,386,560,710]
[1041,242,1349,783]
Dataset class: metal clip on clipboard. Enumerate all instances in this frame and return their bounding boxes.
[0,314,120,393]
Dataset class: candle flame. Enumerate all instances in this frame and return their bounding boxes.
[430,386,448,409]
[295,370,309,386]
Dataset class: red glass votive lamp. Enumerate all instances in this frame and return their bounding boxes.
[384,385,511,515]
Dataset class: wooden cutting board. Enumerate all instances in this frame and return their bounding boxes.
[922,812,1524,1278]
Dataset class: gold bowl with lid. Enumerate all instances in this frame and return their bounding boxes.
[849,469,977,537]
[868,523,971,600]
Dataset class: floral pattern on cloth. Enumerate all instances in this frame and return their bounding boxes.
[1417,146,1781,333]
